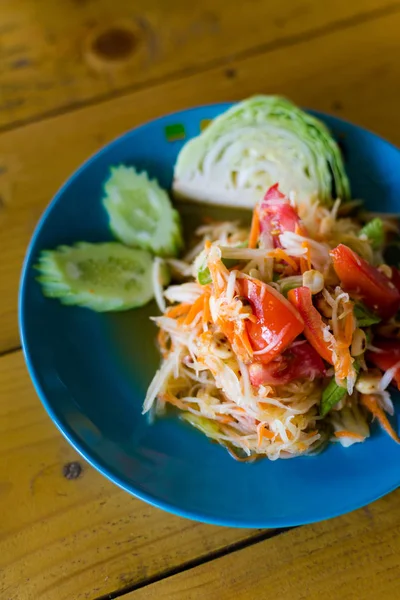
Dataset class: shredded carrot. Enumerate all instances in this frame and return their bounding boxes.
[202,290,211,326]
[336,339,350,350]
[257,423,274,446]
[184,294,205,326]
[271,248,298,272]
[166,303,191,319]
[176,315,188,325]
[218,415,236,424]
[234,323,254,359]
[217,317,253,362]
[295,222,308,237]
[301,241,312,271]
[218,317,235,342]
[208,260,229,296]
[335,351,352,379]
[161,392,187,411]
[360,394,400,443]
[204,239,212,251]
[303,430,318,439]
[232,335,252,363]
[334,430,365,441]
[248,207,260,249]
[299,257,308,274]
[343,306,355,347]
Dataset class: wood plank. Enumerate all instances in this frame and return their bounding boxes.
[0,350,261,600]
[126,489,400,600]
[0,0,392,129]
[1,6,400,354]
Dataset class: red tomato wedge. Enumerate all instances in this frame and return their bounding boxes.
[264,183,286,202]
[259,183,307,248]
[249,341,326,387]
[238,278,304,365]
[287,287,333,364]
[366,338,400,389]
[331,244,400,319]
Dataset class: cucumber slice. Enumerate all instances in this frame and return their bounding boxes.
[35,242,154,312]
[103,166,183,257]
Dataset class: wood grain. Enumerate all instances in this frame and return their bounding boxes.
[126,489,400,600]
[1,6,400,353]
[0,0,392,130]
[0,350,263,600]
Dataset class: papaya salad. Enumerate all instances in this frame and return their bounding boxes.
[35,95,400,461]
[143,184,400,461]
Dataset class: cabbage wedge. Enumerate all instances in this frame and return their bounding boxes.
[173,96,350,208]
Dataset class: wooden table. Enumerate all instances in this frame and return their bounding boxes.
[1,1,400,598]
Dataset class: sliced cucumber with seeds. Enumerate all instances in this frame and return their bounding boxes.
[103,166,183,257]
[35,242,154,312]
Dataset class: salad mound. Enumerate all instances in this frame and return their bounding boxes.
[35,95,400,460]
[144,185,400,460]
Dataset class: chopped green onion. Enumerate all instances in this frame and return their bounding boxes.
[359,218,384,249]
[197,262,212,286]
[354,303,381,327]
[195,243,247,285]
[320,379,347,417]
[320,361,361,417]
[279,276,303,297]
[197,257,239,285]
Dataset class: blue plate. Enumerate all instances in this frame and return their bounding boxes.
[19,104,400,528]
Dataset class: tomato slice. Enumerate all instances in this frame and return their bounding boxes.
[259,183,306,248]
[238,277,304,365]
[263,183,286,202]
[287,287,333,364]
[331,244,400,319]
[249,341,326,387]
[366,338,400,389]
